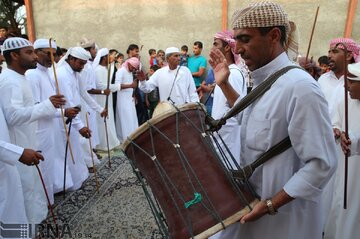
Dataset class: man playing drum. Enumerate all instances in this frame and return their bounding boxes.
[209,1,337,238]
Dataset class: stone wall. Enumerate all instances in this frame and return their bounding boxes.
[32,0,359,69]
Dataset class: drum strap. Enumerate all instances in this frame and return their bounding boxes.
[207,65,303,181]
[231,136,292,181]
[206,65,302,131]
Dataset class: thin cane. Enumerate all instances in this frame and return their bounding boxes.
[35,164,59,238]
[305,6,320,63]
[104,54,112,168]
[49,38,75,165]
[336,42,349,209]
[86,112,100,191]
[63,119,72,199]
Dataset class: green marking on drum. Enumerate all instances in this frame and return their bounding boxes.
[184,192,202,209]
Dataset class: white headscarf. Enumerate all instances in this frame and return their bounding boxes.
[33,38,57,49]
[57,46,91,68]
[92,48,109,69]
[348,62,360,81]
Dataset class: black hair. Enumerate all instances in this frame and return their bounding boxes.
[3,48,20,65]
[181,45,188,52]
[126,44,139,54]
[318,55,329,65]
[193,41,203,49]
[149,49,156,55]
[258,26,286,46]
[150,64,160,72]
[109,49,118,55]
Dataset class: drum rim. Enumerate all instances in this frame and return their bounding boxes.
[120,102,206,151]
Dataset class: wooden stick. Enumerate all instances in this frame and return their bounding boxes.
[305,6,320,63]
[35,164,59,238]
[335,42,349,209]
[104,54,112,168]
[85,112,100,192]
[49,38,75,164]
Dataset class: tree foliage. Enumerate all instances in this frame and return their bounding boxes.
[0,0,25,34]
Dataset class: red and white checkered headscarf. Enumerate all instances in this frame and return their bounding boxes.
[122,57,140,71]
[214,30,241,65]
[329,38,360,63]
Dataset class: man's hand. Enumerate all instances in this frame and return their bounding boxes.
[131,80,138,89]
[208,48,230,87]
[340,132,351,156]
[79,127,92,138]
[333,128,341,140]
[100,108,108,118]
[239,200,269,224]
[103,89,111,96]
[49,95,66,108]
[19,149,44,166]
[64,107,80,119]
[136,71,147,81]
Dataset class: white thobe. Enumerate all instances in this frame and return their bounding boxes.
[115,67,139,142]
[229,53,337,239]
[324,96,360,239]
[26,64,74,198]
[0,107,27,223]
[56,62,89,189]
[78,62,103,166]
[94,65,120,150]
[0,68,56,224]
[139,65,199,105]
[209,64,247,239]
[318,71,344,116]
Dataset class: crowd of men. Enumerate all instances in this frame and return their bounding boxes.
[1,1,360,238]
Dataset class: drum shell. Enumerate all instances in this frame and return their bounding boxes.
[123,104,255,238]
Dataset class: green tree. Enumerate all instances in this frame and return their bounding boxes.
[0,0,25,35]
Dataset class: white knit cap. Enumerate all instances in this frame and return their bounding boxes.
[165,47,180,58]
[2,37,32,52]
[348,62,360,81]
[33,38,57,49]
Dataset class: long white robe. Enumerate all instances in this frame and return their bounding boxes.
[318,71,344,227]
[139,65,199,105]
[115,67,138,142]
[0,107,27,223]
[26,64,74,198]
[94,65,120,150]
[56,62,89,190]
[0,68,56,224]
[229,53,337,239]
[209,64,247,239]
[324,96,360,239]
[78,62,102,167]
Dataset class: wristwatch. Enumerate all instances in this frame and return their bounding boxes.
[101,90,104,94]
[265,198,278,215]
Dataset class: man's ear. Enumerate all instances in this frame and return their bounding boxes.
[10,51,20,61]
[347,52,355,63]
[224,44,231,53]
[268,27,282,44]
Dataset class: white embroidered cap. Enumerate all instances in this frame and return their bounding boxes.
[2,37,32,52]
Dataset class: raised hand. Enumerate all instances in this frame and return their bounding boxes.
[209,48,230,86]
